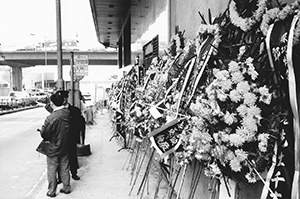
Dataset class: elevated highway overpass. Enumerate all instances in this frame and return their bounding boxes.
[0,51,118,90]
[0,51,117,67]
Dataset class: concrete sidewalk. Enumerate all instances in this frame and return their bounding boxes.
[33,111,168,199]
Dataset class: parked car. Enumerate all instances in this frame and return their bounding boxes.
[31,92,49,104]
[8,91,36,107]
[26,88,44,96]
[0,96,18,109]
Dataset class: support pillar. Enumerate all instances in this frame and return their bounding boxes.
[11,67,22,91]
[123,14,131,66]
[118,36,123,69]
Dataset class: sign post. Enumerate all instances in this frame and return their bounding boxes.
[70,53,91,156]
[70,53,89,107]
[74,54,89,81]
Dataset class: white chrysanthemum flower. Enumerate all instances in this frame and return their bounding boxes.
[205,84,216,99]
[231,71,244,83]
[195,152,203,160]
[224,111,237,125]
[258,85,269,95]
[258,142,268,152]
[237,104,248,117]
[221,79,233,91]
[258,86,272,104]
[213,68,220,76]
[215,70,230,80]
[197,24,220,37]
[236,81,250,94]
[242,131,256,143]
[243,92,257,106]
[201,131,213,145]
[236,126,250,137]
[247,65,259,80]
[193,101,213,118]
[245,172,257,183]
[245,57,254,65]
[229,89,242,102]
[160,73,169,82]
[235,149,248,161]
[258,133,269,152]
[186,145,195,152]
[216,89,228,101]
[228,61,240,73]
[230,157,242,172]
[190,102,201,114]
[229,133,244,147]
[162,55,168,61]
[219,131,230,142]
[242,116,258,132]
[225,150,235,162]
[210,162,222,176]
[213,133,220,144]
[191,116,205,129]
[237,46,247,59]
[212,145,227,160]
[247,105,261,117]
[204,162,222,178]
[190,128,201,141]
[151,57,158,65]
[258,133,269,142]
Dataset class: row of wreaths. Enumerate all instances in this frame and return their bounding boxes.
[109,1,300,198]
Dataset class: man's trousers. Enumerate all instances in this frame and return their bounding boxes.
[46,153,71,195]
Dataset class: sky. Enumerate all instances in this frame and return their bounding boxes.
[0,0,104,51]
[0,0,119,91]
[0,0,169,88]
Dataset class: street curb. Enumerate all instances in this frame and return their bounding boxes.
[0,105,42,116]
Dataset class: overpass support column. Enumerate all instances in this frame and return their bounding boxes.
[11,67,22,91]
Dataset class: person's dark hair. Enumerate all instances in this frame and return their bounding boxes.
[56,90,69,98]
[50,92,64,106]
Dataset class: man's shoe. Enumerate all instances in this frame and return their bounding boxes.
[72,175,80,180]
[46,192,56,197]
[60,189,71,194]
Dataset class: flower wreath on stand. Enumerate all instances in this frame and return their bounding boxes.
[111,1,300,198]
[175,0,297,198]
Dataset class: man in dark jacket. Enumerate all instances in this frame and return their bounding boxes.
[57,90,85,180]
[40,92,71,197]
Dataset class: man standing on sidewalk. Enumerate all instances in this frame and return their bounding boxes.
[39,91,71,197]
[58,90,84,180]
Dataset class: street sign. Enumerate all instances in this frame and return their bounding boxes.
[74,54,89,76]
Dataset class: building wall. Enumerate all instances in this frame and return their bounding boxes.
[170,0,229,40]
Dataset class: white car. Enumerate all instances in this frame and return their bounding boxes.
[0,96,18,109]
[31,92,49,103]
[8,91,36,107]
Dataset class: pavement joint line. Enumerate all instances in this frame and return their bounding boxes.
[25,168,47,199]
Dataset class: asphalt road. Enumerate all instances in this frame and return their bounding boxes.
[0,106,49,199]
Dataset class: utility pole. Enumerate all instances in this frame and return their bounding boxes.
[44,36,48,90]
[56,0,64,90]
[70,51,75,105]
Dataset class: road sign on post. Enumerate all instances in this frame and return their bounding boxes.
[74,54,89,77]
